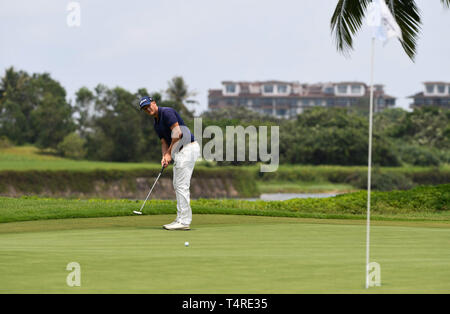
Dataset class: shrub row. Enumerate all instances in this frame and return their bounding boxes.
[196,184,449,215]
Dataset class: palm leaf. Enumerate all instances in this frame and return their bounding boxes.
[331,0,422,61]
[441,0,450,8]
[331,0,371,55]
[390,0,421,61]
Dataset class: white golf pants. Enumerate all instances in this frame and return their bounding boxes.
[173,141,200,225]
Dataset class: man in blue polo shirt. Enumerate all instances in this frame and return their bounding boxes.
[139,96,200,230]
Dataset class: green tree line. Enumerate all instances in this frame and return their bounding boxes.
[1,67,448,166]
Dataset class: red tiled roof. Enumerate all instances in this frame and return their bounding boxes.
[408,92,424,98]
[222,80,298,85]
[408,92,450,98]
[334,81,367,86]
[208,89,223,97]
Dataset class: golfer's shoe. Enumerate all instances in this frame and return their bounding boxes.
[163,222,190,231]
[163,221,179,229]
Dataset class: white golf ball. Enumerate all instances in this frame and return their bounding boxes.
[185,241,189,247]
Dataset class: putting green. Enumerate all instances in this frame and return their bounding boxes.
[0,215,449,293]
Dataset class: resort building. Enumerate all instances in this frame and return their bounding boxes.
[208,81,396,118]
[409,82,450,109]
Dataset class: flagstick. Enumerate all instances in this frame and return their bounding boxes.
[365,37,375,289]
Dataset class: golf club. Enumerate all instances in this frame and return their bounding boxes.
[133,165,165,215]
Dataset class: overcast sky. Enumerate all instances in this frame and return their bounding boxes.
[1,0,449,114]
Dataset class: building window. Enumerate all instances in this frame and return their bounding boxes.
[275,98,290,106]
[351,85,362,94]
[324,87,334,94]
[226,84,236,93]
[262,98,273,107]
[337,85,347,94]
[276,109,286,116]
[277,85,288,94]
[426,85,434,94]
[437,85,446,94]
[263,85,274,93]
[336,99,348,106]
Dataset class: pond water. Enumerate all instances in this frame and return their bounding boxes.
[147,193,342,201]
[243,193,339,201]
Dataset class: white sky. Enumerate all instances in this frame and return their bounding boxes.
[1,0,449,114]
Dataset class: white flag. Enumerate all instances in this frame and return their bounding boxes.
[366,0,402,43]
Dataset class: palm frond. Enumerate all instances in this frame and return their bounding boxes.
[330,0,371,55]
[331,0,422,61]
[441,0,450,8]
[391,0,421,61]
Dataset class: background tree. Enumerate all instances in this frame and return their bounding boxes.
[373,107,408,134]
[166,76,195,118]
[74,87,95,138]
[57,132,87,160]
[83,85,162,162]
[279,107,400,166]
[0,67,34,144]
[30,73,75,148]
[86,86,143,161]
[0,67,74,148]
[390,106,450,149]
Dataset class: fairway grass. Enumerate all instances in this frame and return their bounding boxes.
[0,215,449,294]
[0,146,161,171]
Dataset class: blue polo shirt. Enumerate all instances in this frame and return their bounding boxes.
[153,107,194,146]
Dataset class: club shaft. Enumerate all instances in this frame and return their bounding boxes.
[138,170,163,212]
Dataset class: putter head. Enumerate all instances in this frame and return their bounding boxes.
[133,210,143,215]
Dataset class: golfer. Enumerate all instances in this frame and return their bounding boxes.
[139,96,200,230]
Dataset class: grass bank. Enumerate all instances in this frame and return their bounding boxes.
[0,167,259,198]
[0,184,448,224]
